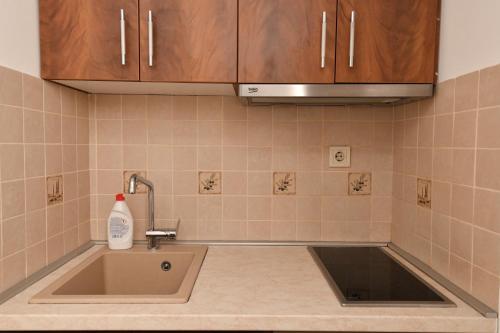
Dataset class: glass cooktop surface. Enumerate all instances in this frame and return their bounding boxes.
[310,246,455,306]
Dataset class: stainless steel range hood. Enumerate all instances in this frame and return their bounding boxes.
[237,83,434,106]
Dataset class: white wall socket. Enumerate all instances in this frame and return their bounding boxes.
[329,146,351,168]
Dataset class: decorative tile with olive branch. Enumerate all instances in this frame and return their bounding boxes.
[199,171,222,194]
[348,172,372,195]
[273,172,296,195]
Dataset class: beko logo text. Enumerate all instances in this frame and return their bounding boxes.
[248,87,259,93]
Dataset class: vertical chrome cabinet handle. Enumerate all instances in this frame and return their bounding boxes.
[148,10,153,67]
[320,11,327,68]
[120,9,126,65]
[349,10,356,68]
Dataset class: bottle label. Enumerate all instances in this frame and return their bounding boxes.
[110,217,129,239]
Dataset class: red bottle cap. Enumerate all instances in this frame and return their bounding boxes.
[115,193,125,201]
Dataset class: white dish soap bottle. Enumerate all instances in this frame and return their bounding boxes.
[107,193,134,250]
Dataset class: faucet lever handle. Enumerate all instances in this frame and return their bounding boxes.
[146,229,176,240]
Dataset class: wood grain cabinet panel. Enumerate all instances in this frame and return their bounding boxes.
[139,0,237,83]
[238,0,337,83]
[335,0,440,83]
[40,0,140,81]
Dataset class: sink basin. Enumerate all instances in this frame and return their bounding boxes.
[30,245,208,304]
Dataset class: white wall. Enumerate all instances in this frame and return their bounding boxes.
[0,0,40,77]
[438,0,500,81]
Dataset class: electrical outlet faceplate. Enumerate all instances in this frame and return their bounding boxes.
[329,146,351,168]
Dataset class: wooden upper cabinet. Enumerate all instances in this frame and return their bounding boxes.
[39,0,440,84]
[238,0,337,83]
[40,0,140,81]
[335,0,440,83]
[139,0,237,83]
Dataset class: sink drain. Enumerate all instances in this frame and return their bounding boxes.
[160,261,171,271]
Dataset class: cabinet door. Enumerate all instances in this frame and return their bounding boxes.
[139,0,237,83]
[238,0,337,83]
[40,0,140,81]
[335,0,440,83]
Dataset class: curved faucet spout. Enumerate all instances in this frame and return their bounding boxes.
[127,174,172,249]
[128,174,154,194]
[128,174,138,194]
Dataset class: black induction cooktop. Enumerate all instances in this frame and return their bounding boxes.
[310,246,455,307]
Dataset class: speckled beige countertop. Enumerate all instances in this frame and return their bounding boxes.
[0,245,497,332]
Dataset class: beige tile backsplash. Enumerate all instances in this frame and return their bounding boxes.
[392,63,500,310]
[0,62,498,311]
[0,66,90,293]
[89,96,394,244]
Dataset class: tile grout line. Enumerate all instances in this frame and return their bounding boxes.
[41,81,48,270]
[74,91,81,248]
[389,106,396,241]
[195,96,200,240]
[319,107,326,241]
[429,88,437,267]
[270,105,275,240]
[415,102,422,255]
[144,95,150,241]
[21,73,28,281]
[59,85,67,254]
[447,78,457,278]
[469,68,481,292]
[220,97,225,239]
[294,105,298,241]
[245,100,249,240]
[92,95,98,238]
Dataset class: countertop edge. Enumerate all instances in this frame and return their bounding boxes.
[0,313,496,332]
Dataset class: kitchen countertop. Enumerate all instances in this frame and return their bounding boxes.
[0,245,497,332]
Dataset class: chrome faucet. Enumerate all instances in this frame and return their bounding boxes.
[128,174,177,249]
